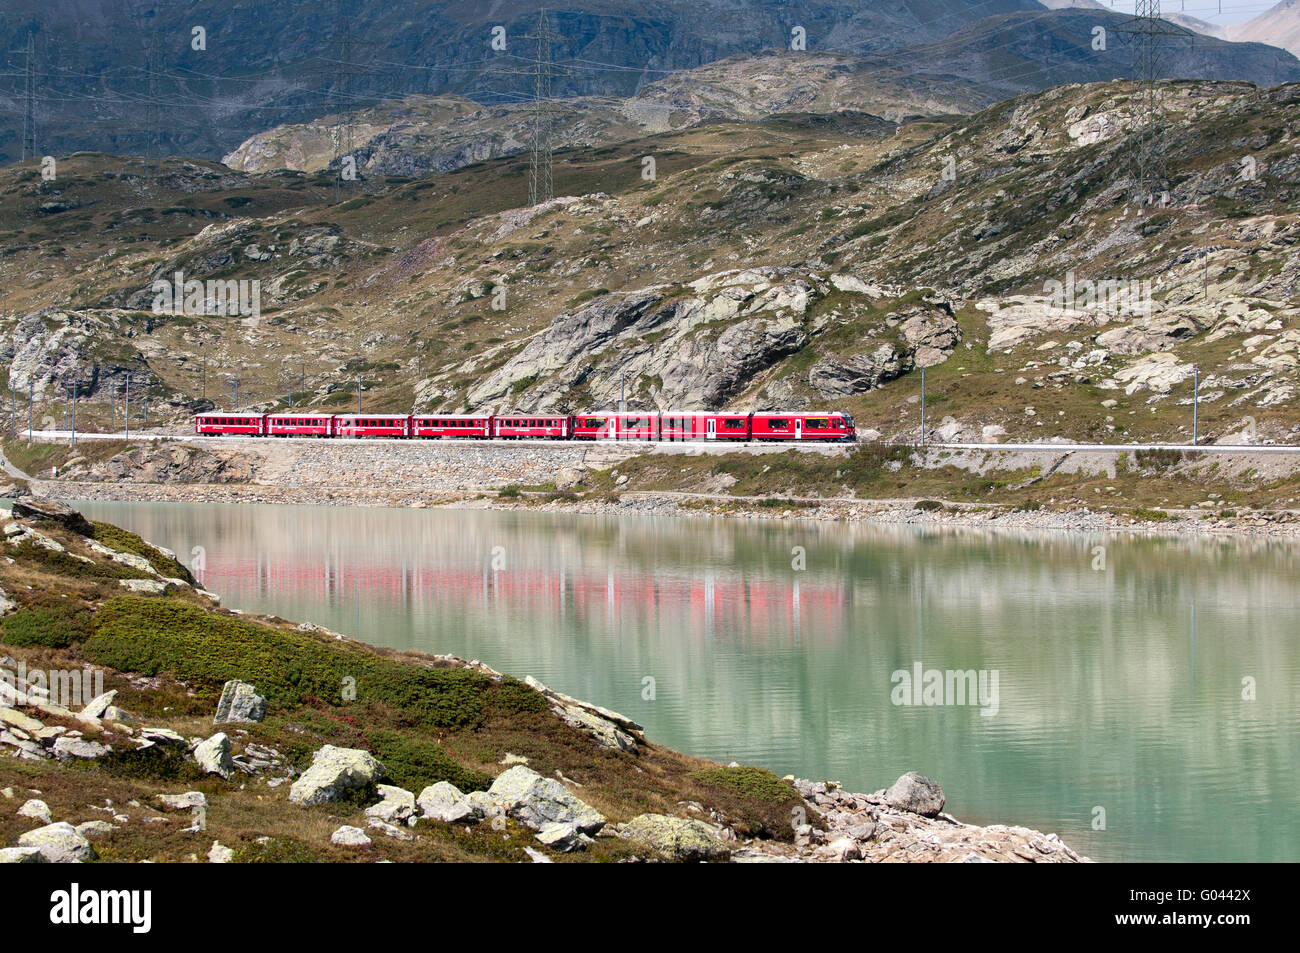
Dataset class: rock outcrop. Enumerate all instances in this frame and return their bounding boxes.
[214,680,267,724]
[485,765,606,834]
[288,745,386,806]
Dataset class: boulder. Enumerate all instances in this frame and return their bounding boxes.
[534,822,587,852]
[214,680,267,724]
[0,846,46,863]
[10,497,94,536]
[366,818,413,841]
[156,791,206,811]
[884,772,946,817]
[51,736,110,760]
[288,745,385,806]
[207,841,234,863]
[79,690,118,720]
[193,732,234,779]
[17,822,96,863]
[417,781,480,823]
[17,799,51,823]
[809,343,912,399]
[486,765,605,834]
[330,825,372,847]
[74,820,116,839]
[620,814,731,862]
[365,784,417,825]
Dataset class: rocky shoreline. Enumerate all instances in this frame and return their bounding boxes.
[31,476,1300,541]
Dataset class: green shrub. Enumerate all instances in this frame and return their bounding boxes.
[0,597,93,648]
[365,729,490,793]
[84,597,494,728]
[691,765,797,803]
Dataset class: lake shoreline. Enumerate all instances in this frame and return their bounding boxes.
[30,477,1300,541]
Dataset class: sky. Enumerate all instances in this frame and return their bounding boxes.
[1082,1,1287,25]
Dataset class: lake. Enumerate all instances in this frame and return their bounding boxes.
[76,499,1300,862]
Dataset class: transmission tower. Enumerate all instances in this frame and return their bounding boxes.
[1122,2,1186,205]
[523,9,567,206]
[21,33,36,160]
[144,33,161,158]
[334,13,356,197]
[326,2,378,200]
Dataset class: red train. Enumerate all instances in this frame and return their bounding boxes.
[195,410,855,442]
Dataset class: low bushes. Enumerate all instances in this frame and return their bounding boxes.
[0,596,94,648]
[84,597,504,729]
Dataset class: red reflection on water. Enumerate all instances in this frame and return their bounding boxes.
[196,556,849,641]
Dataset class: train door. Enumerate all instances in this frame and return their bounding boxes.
[794,418,803,440]
[706,418,716,440]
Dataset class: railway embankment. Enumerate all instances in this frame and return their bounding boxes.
[6,433,1300,539]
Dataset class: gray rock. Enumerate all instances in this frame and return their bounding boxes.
[466,790,498,817]
[10,497,94,536]
[534,822,587,852]
[330,825,372,847]
[366,818,413,841]
[884,771,946,817]
[51,735,110,760]
[74,820,116,839]
[288,745,385,806]
[365,784,417,824]
[417,781,480,823]
[17,799,51,823]
[79,690,118,720]
[214,679,267,724]
[621,813,731,862]
[193,732,234,779]
[156,791,206,811]
[207,841,234,863]
[17,822,96,863]
[809,343,913,399]
[0,846,47,863]
[486,765,605,834]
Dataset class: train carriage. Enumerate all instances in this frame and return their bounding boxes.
[333,414,411,439]
[571,412,660,441]
[751,411,855,441]
[267,414,334,438]
[411,415,490,439]
[658,411,751,441]
[195,413,266,436]
[492,415,571,439]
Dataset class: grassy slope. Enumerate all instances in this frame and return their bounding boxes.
[0,513,807,862]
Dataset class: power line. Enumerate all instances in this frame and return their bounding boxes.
[21,33,36,160]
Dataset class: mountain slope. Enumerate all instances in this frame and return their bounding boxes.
[1232,0,1300,58]
[224,11,1300,178]
[4,78,1300,451]
[0,0,1042,165]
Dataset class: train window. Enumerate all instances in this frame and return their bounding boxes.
[768,418,789,429]
[807,418,828,429]
[584,417,604,428]
[725,419,745,429]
